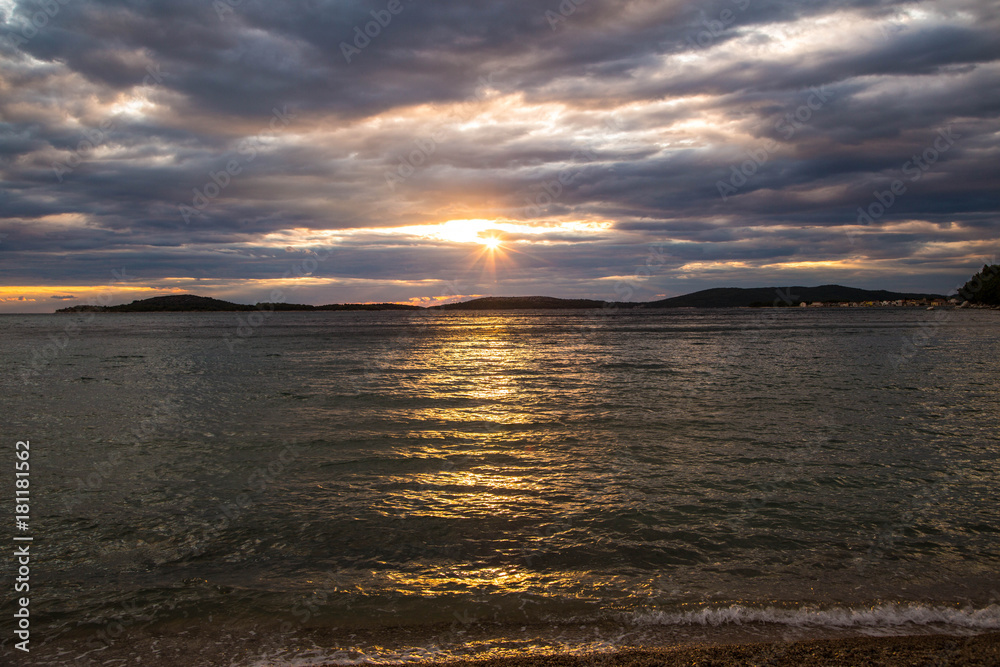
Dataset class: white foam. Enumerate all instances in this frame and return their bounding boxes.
[623,602,1000,630]
[246,604,1000,665]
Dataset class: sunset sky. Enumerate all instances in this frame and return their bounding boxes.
[1,0,998,312]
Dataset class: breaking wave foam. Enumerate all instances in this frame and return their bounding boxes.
[624,602,1000,630]
[244,604,1000,666]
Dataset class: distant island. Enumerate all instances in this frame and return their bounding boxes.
[646,285,947,308]
[425,288,951,310]
[56,294,423,313]
[53,276,1000,313]
[55,266,1000,313]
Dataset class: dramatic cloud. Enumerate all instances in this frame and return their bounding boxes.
[1,0,998,311]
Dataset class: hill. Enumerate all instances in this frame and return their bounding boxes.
[56,294,423,313]
[646,285,945,308]
[55,284,961,314]
[57,294,254,313]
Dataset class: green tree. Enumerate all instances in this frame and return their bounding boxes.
[957,264,1000,305]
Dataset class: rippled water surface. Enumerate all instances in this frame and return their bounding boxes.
[2,309,999,664]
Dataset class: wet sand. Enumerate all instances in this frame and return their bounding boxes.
[366,633,1000,667]
[13,626,1000,665]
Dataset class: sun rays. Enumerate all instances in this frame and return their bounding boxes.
[482,236,502,251]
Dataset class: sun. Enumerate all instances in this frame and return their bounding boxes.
[482,236,502,250]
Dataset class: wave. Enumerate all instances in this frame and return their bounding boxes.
[242,603,1000,666]
[622,602,1000,630]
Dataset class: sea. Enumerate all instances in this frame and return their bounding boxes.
[1,308,999,665]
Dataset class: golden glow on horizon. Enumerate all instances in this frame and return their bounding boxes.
[0,285,179,299]
[0,284,189,312]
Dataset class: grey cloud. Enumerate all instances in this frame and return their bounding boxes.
[1,0,998,303]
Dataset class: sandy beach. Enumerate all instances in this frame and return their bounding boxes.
[377,633,1000,667]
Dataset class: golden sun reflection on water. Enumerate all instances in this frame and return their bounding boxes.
[408,318,543,414]
[367,317,567,529]
[448,471,535,491]
[385,568,534,597]
[378,467,545,520]
[295,312,632,607]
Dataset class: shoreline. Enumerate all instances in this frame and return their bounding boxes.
[367,633,1000,667]
[14,628,1000,666]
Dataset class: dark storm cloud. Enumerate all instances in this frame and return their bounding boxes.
[1,0,998,308]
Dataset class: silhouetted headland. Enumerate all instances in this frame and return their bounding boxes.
[55,267,1000,313]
